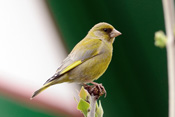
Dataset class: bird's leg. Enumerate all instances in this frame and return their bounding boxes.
[83,83,88,87]
[89,81,107,97]
[83,83,91,91]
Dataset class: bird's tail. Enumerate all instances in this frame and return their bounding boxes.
[30,81,53,99]
[31,74,69,99]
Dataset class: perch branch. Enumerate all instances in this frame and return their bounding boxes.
[84,84,105,117]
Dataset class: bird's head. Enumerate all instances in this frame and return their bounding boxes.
[87,22,121,43]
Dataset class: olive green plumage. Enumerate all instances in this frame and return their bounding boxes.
[31,22,121,99]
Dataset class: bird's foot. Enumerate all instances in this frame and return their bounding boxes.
[90,81,107,97]
[83,81,106,98]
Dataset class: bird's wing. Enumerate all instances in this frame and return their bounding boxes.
[43,39,103,85]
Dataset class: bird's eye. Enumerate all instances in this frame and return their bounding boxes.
[103,28,112,33]
[103,28,108,32]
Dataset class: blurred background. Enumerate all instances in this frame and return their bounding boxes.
[0,0,167,117]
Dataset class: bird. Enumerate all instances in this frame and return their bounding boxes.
[31,22,121,99]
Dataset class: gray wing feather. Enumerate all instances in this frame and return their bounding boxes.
[56,39,102,74]
[43,39,102,85]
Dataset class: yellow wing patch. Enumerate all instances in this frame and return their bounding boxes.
[60,60,82,74]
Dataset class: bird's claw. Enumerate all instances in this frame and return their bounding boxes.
[91,83,106,97]
[83,82,107,98]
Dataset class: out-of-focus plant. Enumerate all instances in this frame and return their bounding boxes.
[154,0,175,117]
[154,31,167,48]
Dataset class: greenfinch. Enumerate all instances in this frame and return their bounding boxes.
[31,22,121,99]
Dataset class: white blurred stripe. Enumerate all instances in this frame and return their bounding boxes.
[0,0,80,116]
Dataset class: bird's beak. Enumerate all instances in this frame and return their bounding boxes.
[110,29,122,38]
